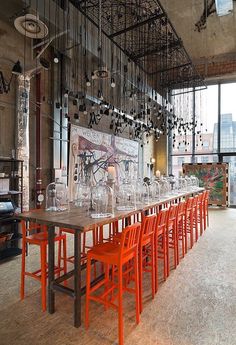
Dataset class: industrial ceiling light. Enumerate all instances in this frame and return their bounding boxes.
[215,0,233,16]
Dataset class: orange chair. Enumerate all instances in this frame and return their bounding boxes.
[203,190,210,230]
[166,204,179,275]
[155,208,169,293]
[196,192,204,236]
[176,201,186,259]
[184,197,194,253]
[139,214,157,313]
[85,223,141,345]
[192,195,199,242]
[20,220,67,311]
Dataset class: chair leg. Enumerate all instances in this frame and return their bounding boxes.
[85,256,91,329]
[139,249,143,313]
[151,241,155,300]
[134,253,140,324]
[20,237,26,300]
[40,243,47,312]
[118,265,124,345]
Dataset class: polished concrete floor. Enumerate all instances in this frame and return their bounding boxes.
[0,208,236,345]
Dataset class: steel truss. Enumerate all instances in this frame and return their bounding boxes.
[70,0,205,91]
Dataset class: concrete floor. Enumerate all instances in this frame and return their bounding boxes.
[0,208,236,345]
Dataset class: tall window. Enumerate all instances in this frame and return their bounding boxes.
[220,83,236,153]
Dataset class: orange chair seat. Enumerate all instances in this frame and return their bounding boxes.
[26,232,65,244]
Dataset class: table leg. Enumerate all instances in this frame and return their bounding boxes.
[74,231,81,327]
[48,226,55,314]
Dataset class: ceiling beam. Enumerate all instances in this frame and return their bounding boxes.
[108,13,165,39]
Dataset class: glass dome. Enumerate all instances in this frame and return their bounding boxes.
[74,181,91,210]
[177,176,187,192]
[134,178,144,205]
[159,177,171,197]
[116,178,136,211]
[46,180,69,212]
[150,179,160,201]
[190,175,199,190]
[168,176,178,195]
[185,176,193,191]
[91,180,114,218]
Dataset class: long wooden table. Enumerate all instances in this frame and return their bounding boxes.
[17,188,204,327]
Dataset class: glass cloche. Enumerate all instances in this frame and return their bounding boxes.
[185,176,193,191]
[116,178,136,211]
[190,175,199,190]
[150,179,160,201]
[159,177,170,197]
[46,180,69,212]
[74,181,91,209]
[90,180,114,218]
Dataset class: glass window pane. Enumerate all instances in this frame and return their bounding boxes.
[195,85,218,154]
[220,83,236,153]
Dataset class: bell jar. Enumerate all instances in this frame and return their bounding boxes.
[90,180,114,218]
[190,175,199,190]
[46,180,69,212]
[185,176,193,191]
[159,177,170,197]
[74,181,91,210]
[150,179,160,201]
[116,178,136,211]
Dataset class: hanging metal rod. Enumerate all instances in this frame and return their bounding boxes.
[151,62,192,75]
[132,40,182,60]
[108,13,165,38]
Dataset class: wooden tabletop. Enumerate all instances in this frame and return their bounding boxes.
[16,188,204,232]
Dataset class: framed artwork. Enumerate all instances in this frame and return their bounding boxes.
[183,162,229,206]
[68,125,139,201]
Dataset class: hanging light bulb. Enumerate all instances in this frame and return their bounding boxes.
[91,72,96,80]
[111,77,115,88]
[64,90,69,98]
[85,76,91,87]
[129,92,133,100]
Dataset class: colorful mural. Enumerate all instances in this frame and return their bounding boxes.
[69,125,139,200]
[183,163,229,206]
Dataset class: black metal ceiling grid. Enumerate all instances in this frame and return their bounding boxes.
[70,0,205,90]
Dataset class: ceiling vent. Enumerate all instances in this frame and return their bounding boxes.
[14,14,48,39]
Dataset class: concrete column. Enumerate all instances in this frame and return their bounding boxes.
[16,75,30,211]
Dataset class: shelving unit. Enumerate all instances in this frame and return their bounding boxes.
[0,158,23,260]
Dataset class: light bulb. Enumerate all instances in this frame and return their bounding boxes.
[91,72,96,80]
[86,78,91,87]
[54,56,59,64]
[111,78,115,88]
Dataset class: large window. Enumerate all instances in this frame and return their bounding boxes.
[220,83,236,153]
[170,82,236,206]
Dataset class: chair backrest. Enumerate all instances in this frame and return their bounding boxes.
[141,214,157,243]
[156,208,168,237]
[21,219,46,238]
[186,197,194,211]
[197,193,204,204]
[119,222,141,260]
[204,190,210,204]
[177,201,186,219]
[167,204,178,230]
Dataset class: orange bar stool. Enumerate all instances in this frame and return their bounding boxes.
[176,200,186,259]
[196,192,204,236]
[139,214,157,313]
[184,197,194,253]
[155,208,169,293]
[203,190,210,230]
[192,195,199,242]
[85,223,141,345]
[166,204,179,275]
[20,220,67,311]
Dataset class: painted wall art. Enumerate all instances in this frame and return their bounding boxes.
[69,125,139,200]
[183,162,229,206]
